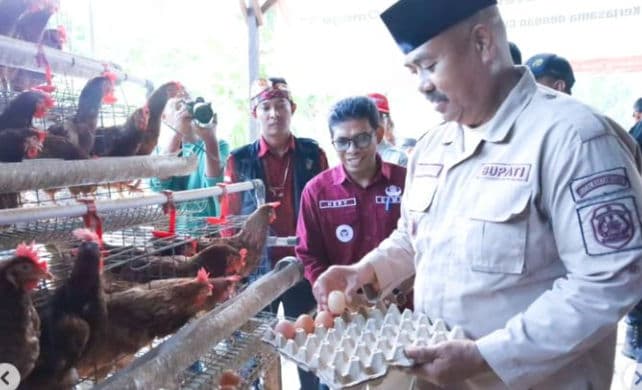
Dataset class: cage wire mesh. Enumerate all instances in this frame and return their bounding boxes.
[0,180,279,387]
[0,72,150,206]
[178,311,279,389]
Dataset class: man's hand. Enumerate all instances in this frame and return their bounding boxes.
[404,340,490,387]
[313,263,378,311]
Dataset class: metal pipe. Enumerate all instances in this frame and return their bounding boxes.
[0,35,152,89]
[94,257,304,390]
[0,180,264,225]
[0,155,198,193]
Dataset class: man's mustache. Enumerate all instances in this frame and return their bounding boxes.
[424,91,449,104]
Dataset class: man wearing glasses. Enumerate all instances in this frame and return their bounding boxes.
[295,96,406,297]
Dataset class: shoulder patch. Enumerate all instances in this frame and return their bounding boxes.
[570,167,631,203]
[576,196,642,256]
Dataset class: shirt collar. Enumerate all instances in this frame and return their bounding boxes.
[441,67,537,145]
[332,155,389,186]
[482,67,537,143]
[258,135,296,158]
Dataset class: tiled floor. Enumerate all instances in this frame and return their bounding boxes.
[278,319,639,390]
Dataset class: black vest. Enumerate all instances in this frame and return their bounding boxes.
[230,137,324,217]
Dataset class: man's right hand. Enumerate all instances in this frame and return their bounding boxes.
[313,263,378,311]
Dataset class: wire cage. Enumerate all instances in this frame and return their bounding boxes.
[0,178,295,389]
[0,73,142,130]
[178,311,280,389]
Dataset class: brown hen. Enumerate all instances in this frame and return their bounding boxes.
[0,242,53,380]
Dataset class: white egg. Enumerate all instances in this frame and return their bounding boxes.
[328,290,347,315]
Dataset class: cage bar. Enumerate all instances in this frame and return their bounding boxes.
[0,35,152,89]
[0,180,263,225]
[0,155,198,194]
[94,257,304,390]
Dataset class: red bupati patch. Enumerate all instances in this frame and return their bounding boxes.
[577,196,642,256]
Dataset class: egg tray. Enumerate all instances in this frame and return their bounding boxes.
[262,304,465,389]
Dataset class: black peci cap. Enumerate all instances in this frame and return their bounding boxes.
[381,0,498,54]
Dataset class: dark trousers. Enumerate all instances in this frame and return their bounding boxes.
[265,278,319,390]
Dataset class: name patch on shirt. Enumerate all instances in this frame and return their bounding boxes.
[376,196,402,205]
[319,198,357,209]
[570,167,631,203]
[478,164,531,182]
[576,196,642,256]
[416,163,443,178]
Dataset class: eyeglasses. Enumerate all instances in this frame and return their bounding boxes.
[332,132,374,152]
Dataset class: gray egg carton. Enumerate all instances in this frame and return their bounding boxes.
[262,304,465,389]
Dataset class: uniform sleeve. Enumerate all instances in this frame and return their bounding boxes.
[476,123,642,388]
[361,150,417,296]
[295,184,330,286]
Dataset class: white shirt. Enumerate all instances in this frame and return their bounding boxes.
[363,69,642,389]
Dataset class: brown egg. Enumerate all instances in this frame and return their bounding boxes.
[314,310,335,329]
[295,314,315,334]
[274,319,296,339]
[219,369,241,387]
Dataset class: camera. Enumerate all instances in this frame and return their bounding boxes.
[185,97,217,127]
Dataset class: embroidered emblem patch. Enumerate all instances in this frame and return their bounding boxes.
[416,163,443,178]
[336,224,354,243]
[570,167,630,203]
[478,164,531,182]
[576,196,642,256]
[319,198,357,209]
[385,185,402,197]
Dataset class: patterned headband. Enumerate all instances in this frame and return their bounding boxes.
[250,78,293,112]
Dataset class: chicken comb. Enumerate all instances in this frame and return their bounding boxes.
[102,71,118,83]
[15,242,48,271]
[56,25,67,44]
[72,228,100,243]
[196,268,211,284]
[239,248,248,261]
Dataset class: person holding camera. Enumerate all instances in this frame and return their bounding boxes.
[150,96,230,217]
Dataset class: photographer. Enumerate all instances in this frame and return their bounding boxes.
[150,97,230,217]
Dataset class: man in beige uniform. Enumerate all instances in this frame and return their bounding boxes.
[313,0,642,389]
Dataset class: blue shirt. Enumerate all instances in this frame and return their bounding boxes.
[150,139,230,217]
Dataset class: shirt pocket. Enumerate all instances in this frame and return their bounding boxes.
[408,176,439,212]
[466,188,531,275]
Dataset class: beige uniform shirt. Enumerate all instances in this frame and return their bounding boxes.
[363,69,642,389]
